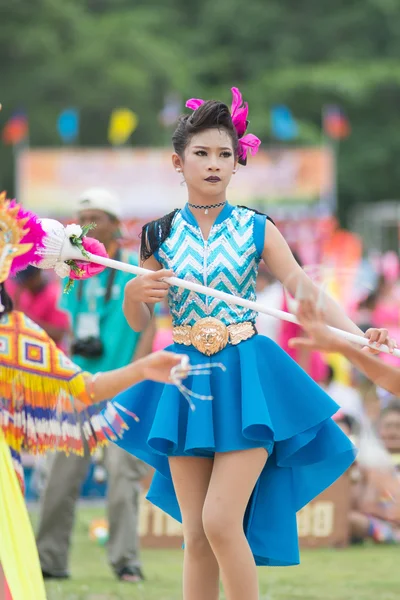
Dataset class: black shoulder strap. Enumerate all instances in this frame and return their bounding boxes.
[140,209,179,262]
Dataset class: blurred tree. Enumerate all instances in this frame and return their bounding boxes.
[1,0,400,222]
[189,0,400,222]
[0,0,189,191]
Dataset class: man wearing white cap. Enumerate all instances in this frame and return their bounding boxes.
[36,188,153,583]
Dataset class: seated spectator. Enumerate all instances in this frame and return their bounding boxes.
[350,401,400,544]
[333,409,357,439]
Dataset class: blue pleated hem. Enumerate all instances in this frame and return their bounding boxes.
[102,335,356,566]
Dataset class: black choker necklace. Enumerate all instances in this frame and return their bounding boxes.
[188,201,227,215]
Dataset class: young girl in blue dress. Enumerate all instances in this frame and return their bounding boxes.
[104,89,392,600]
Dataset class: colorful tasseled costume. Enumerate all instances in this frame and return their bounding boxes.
[0,310,127,491]
[0,191,126,600]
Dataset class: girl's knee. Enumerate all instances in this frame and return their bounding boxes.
[184,526,212,558]
[202,504,237,546]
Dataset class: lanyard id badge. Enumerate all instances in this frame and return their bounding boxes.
[75,250,120,339]
[76,312,101,339]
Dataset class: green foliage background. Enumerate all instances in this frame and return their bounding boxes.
[1,0,400,222]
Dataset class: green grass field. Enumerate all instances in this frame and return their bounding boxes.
[33,506,399,600]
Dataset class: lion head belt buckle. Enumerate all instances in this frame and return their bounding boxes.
[190,317,229,356]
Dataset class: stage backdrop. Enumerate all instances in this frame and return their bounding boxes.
[17,146,335,219]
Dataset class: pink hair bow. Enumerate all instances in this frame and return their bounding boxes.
[186,87,261,165]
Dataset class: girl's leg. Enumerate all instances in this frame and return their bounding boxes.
[202,448,268,600]
[169,456,219,600]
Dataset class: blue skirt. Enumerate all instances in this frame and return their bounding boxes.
[102,334,356,566]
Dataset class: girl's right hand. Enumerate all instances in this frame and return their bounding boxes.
[125,269,174,304]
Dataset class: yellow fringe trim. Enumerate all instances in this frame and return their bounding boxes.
[0,366,92,410]
[0,366,106,456]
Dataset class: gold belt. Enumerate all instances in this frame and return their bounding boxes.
[172,317,257,356]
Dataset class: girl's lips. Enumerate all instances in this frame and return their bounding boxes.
[205,176,221,182]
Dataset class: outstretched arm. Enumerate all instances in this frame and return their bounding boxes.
[85,351,188,403]
[262,221,382,339]
[289,299,400,397]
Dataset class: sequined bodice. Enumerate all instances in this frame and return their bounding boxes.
[156,205,262,327]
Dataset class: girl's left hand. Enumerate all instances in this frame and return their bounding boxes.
[364,328,398,354]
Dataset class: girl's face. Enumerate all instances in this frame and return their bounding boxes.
[378,410,400,452]
[173,128,237,198]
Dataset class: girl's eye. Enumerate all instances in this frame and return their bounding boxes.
[194,150,232,157]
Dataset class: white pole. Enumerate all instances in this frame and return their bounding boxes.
[82,251,400,358]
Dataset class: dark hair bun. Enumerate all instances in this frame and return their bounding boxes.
[172,100,238,157]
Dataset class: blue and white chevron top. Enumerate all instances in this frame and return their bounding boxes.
[155,204,267,327]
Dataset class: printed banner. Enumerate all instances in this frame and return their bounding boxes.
[18,146,335,219]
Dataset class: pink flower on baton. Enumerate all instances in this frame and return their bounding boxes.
[69,237,108,280]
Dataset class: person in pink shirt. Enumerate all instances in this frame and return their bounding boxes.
[279,293,329,383]
[6,266,70,349]
[152,298,173,352]
[278,252,328,383]
[370,275,400,368]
